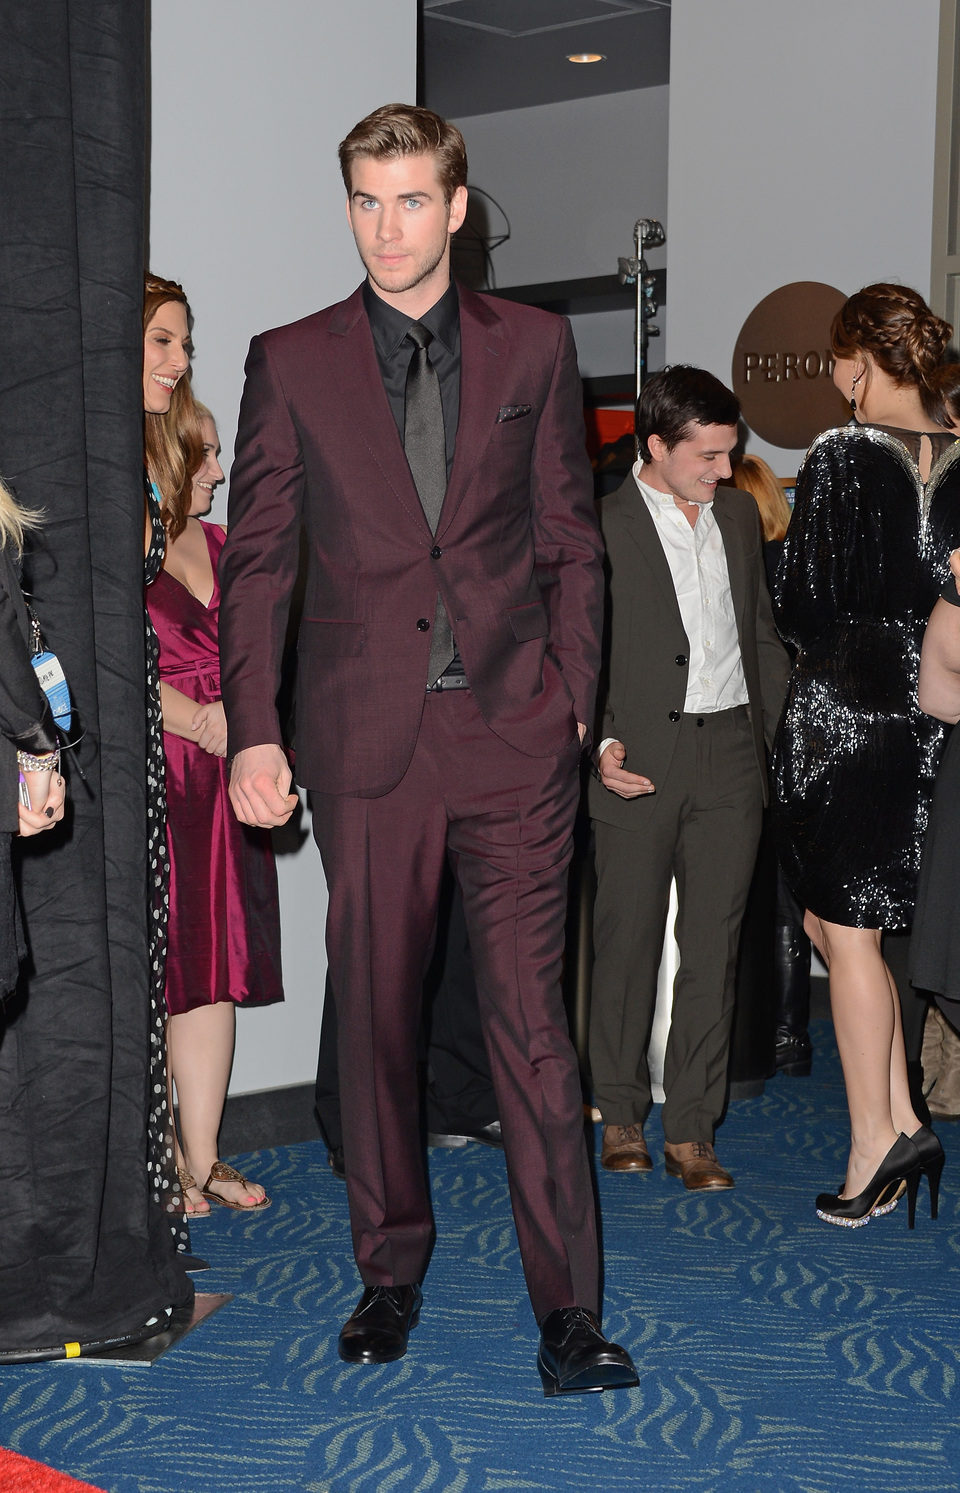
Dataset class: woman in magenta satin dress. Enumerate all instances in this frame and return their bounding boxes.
[147,406,283,1215]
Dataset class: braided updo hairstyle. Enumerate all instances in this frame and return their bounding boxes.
[831,283,959,429]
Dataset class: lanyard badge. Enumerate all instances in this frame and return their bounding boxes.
[27,604,73,735]
[32,649,72,733]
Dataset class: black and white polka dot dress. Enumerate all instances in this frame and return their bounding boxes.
[145,483,188,1252]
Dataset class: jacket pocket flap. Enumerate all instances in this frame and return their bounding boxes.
[299,618,365,656]
[507,600,548,642]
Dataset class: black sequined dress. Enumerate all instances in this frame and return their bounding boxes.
[911,582,960,997]
[772,422,960,929]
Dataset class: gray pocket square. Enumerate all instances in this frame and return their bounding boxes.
[496,404,532,423]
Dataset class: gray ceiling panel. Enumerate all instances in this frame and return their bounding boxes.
[421,0,670,116]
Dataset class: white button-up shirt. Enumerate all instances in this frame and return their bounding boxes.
[634,463,747,713]
[597,464,750,763]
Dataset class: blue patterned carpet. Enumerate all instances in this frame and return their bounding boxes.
[3,1020,960,1493]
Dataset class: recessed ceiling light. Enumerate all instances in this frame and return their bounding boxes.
[567,52,605,64]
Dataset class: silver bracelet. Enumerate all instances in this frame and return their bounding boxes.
[17,749,60,773]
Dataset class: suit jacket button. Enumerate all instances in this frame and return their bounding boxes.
[430,545,442,559]
[675,653,688,666]
[668,710,680,722]
[417,618,430,631]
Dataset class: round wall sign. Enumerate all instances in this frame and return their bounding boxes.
[732,281,850,448]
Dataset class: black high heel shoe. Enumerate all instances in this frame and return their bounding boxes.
[909,1124,944,1221]
[870,1179,905,1218]
[816,1134,921,1229]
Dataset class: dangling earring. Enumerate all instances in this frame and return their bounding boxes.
[850,369,865,413]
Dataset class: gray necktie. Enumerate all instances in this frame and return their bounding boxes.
[404,323,455,683]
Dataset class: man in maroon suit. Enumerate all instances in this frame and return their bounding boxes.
[218,104,636,1396]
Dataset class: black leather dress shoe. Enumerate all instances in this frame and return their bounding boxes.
[427,1120,503,1149]
[337,1284,422,1364]
[327,1145,346,1181]
[536,1307,638,1397]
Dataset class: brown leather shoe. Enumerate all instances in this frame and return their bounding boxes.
[601,1123,653,1173]
[664,1140,734,1190]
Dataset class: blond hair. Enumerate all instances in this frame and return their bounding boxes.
[731,454,792,542]
[0,474,40,555]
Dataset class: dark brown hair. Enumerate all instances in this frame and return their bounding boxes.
[143,273,202,539]
[831,283,959,429]
[636,365,740,464]
[338,104,467,203]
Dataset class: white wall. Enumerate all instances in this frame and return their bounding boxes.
[666,0,941,476]
[454,87,670,382]
[150,0,416,1094]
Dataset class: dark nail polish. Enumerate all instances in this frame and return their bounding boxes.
[45,807,54,818]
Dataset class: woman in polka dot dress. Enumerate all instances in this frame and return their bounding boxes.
[142,273,202,1252]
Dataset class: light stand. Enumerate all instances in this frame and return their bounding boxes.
[618,217,665,402]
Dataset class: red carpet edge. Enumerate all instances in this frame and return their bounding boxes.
[0,1447,107,1492]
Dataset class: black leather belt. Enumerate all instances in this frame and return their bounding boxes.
[426,674,470,693]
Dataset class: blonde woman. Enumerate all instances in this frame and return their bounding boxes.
[731,454,792,545]
[0,476,66,1009]
[148,402,282,1215]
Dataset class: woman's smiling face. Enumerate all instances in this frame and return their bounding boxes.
[190,416,225,514]
[143,300,191,413]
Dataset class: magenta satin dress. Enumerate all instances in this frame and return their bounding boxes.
[146,522,283,1015]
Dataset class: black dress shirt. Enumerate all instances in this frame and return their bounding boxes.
[363,279,464,678]
[363,279,460,481]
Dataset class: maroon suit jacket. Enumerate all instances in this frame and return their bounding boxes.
[219,283,603,796]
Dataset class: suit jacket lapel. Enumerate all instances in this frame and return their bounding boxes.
[713,494,749,641]
[618,485,687,632]
[328,287,433,536]
[437,289,506,538]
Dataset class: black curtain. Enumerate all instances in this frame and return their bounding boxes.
[0,1,192,1352]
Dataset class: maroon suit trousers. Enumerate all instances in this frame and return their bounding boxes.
[310,689,599,1320]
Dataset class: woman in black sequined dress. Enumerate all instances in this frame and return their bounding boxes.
[772,284,960,1225]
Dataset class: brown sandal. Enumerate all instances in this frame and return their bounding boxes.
[177,1166,210,1218]
[200,1160,271,1211]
